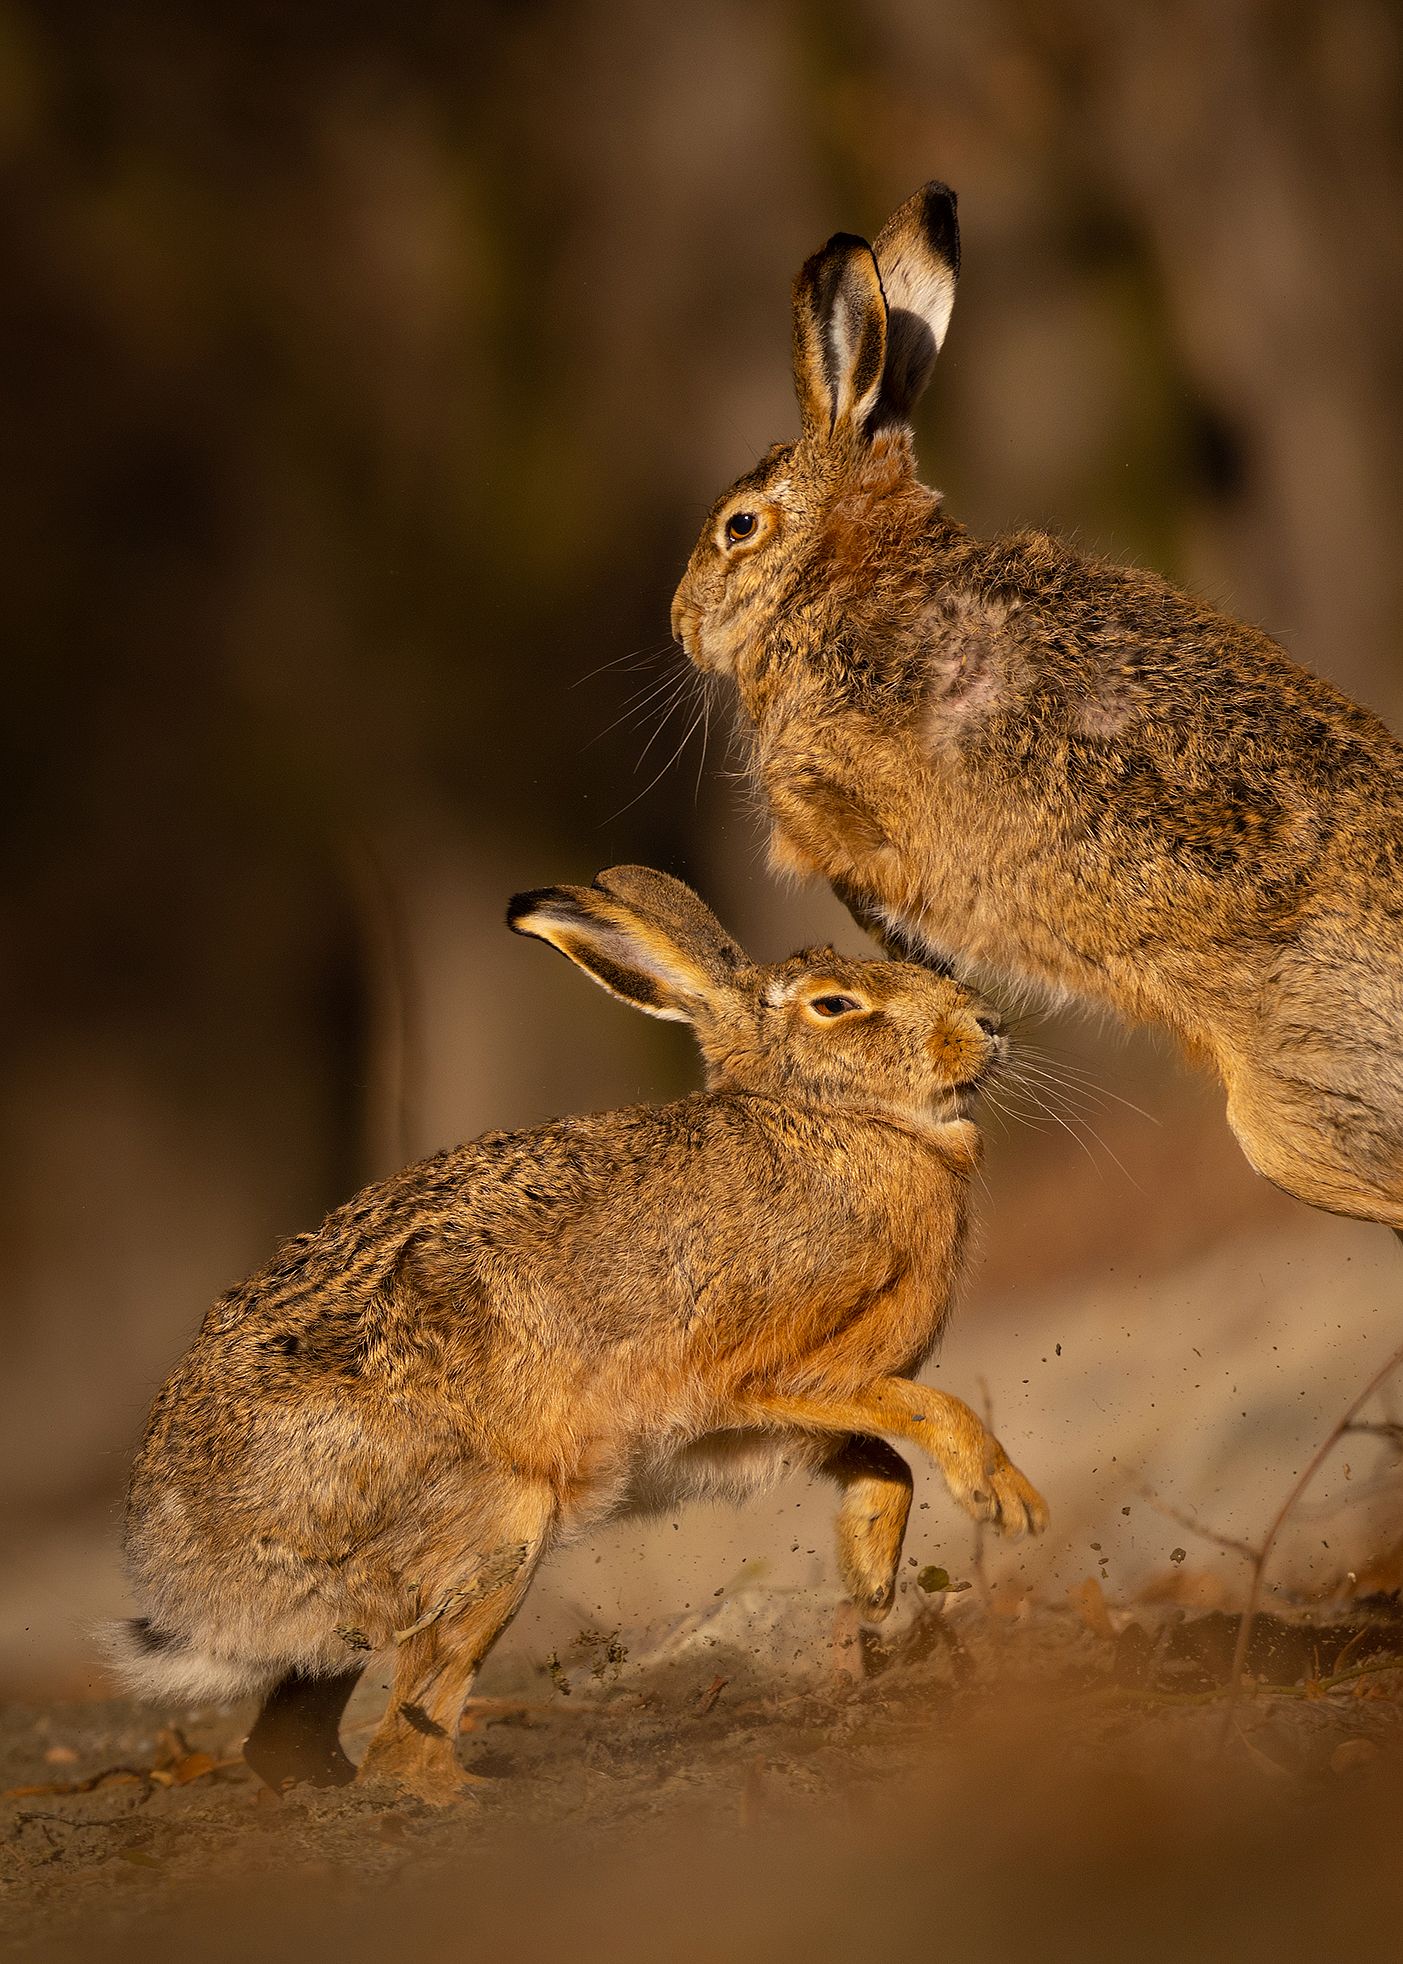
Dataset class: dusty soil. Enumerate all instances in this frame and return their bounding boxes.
[6,1585,1403,1963]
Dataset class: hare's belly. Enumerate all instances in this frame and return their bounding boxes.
[618,1429,825,1516]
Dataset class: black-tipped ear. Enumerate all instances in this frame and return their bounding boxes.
[792,233,888,439]
[871,181,960,426]
[508,872,744,1023]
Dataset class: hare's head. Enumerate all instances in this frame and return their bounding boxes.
[671,182,959,699]
[509,865,1004,1128]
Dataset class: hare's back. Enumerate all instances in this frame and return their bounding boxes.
[1027,538,1401,770]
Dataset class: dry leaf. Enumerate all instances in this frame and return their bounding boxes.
[3,1767,146,1799]
[169,1751,220,1786]
[1331,1737,1380,1775]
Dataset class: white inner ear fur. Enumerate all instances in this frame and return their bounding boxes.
[826,301,884,426]
[515,910,695,1023]
[882,245,956,354]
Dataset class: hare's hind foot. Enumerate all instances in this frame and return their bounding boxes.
[359,1511,552,1806]
[357,1724,490,1807]
[243,1667,362,1793]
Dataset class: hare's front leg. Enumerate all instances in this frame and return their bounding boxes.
[819,1434,913,1622]
[743,1382,1048,1538]
[360,1516,552,1805]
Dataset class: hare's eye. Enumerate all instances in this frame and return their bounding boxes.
[724,511,758,544]
[810,993,862,1018]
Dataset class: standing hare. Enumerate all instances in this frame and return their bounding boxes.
[106,866,1045,1805]
[672,183,1403,1234]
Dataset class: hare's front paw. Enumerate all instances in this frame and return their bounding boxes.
[838,1542,900,1623]
[946,1445,1048,1539]
[984,1454,1049,1538]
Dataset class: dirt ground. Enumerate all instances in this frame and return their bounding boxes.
[7,1581,1403,1964]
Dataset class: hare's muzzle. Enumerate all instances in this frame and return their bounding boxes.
[928,1011,1007,1107]
[671,594,701,663]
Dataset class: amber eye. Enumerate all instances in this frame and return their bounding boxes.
[809,993,862,1018]
[724,510,758,544]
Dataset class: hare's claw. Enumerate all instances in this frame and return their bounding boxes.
[946,1448,1048,1538]
[837,1547,899,1624]
[987,1456,1049,1538]
[861,1575,897,1622]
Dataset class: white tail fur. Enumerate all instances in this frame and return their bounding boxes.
[97,1617,278,1705]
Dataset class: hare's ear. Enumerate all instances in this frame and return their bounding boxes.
[590,866,747,983]
[792,233,888,439]
[507,870,745,1023]
[871,181,960,427]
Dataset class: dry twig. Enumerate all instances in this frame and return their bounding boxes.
[1218,1335,1403,1745]
[1136,1486,1257,1564]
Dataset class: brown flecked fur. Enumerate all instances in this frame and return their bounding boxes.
[672,183,1403,1231]
[105,865,1045,1805]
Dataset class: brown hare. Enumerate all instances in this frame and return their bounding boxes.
[104,866,1046,1805]
[672,183,1403,1235]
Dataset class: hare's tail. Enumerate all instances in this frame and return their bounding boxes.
[97,1616,278,1705]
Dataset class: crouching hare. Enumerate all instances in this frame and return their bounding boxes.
[105,866,1045,1805]
[672,183,1403,1236]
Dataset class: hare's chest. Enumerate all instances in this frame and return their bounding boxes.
[819,1249,960,1384]
[758,717,923,891]
[707,1157,964,1377]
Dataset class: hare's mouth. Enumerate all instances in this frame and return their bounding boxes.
[943,1059,1005,1115]
[930,1081,981,1122]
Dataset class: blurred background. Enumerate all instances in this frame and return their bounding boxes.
[4,0,1403,1696]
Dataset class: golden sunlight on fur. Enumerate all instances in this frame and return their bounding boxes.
[105,865,1042,1805]
[672,181,1403,1236]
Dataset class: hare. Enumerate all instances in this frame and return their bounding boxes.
[671,183,1403,1235]
[104,865,1046,1805]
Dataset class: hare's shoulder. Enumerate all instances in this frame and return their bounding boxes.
[941,528,1255,665]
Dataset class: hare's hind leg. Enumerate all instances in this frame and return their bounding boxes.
[243,1666,363,1792]
[359,1502,553,1805]
[821,1435,912,1622]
